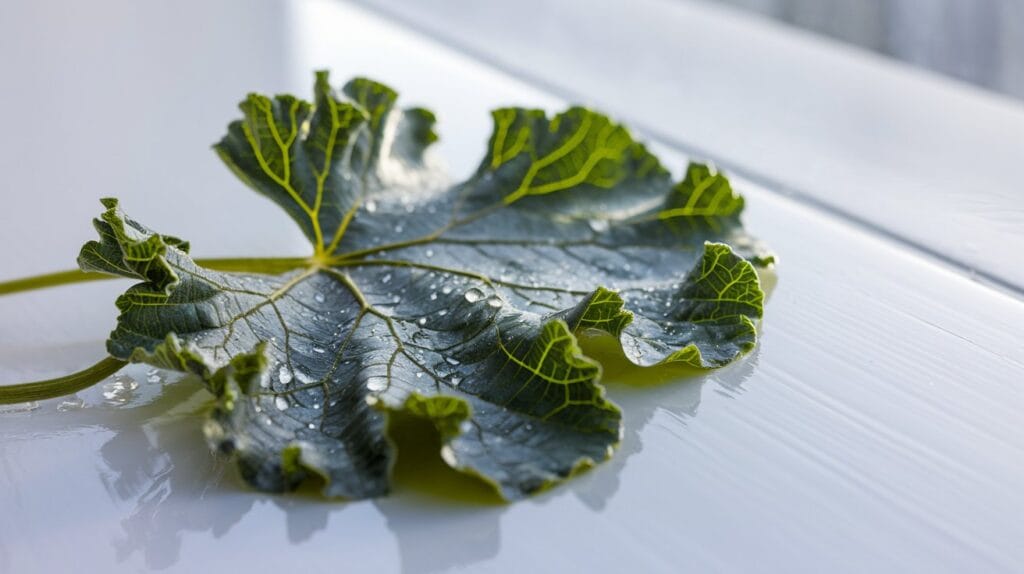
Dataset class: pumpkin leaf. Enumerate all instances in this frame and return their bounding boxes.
[83,72,772,500]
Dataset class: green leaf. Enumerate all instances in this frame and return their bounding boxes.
[83,71,773,500]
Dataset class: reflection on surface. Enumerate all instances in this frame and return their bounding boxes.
[0,351,758,572]
[96,385,254,569]
[75,346,755,571]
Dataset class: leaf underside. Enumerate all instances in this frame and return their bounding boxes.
[79,72,774,500]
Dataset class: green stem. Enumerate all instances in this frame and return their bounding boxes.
[0,356,128,404]
[0,269,114,296]
[0,257,312,297]
[196,256,310,274]
[0,257,312,403]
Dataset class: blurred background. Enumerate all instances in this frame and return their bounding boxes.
[704,0,1024,100]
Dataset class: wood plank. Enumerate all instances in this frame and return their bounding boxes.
[353,0,1024,294]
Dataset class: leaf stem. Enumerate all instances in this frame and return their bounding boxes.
[0,356,128,404]
[195,256,311,274]
[0,269,115,296]
[0,257,312,297]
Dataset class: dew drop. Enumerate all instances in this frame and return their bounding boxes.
[313,403,320,410]
[278,365,293,385]
[588,219,610,233]
[308,423,316,430]
[57,398,85,412]
[441,285,454,295]
[450,376,461,386]
[102,376,139,406]
[445,356,460,366]
[394,223,405,233]
[425,248,434,258]
[464,287,484,303]
[313,292,325,303]
[312,345,326,354]
[418,317,427,326]
[429,292,438,301]
[365,200,377,213]
[415,372,424,378]
[381,273,392,284]
[486,295,504,308]
[367,379,386,391]
[275,396,289,411]
[438,309,448,316]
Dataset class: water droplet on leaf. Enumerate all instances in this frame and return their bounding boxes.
[278,365,293,385]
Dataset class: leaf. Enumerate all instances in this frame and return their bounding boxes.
[83,72,773,500]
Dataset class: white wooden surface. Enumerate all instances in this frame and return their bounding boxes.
[1,1,1022,572]
[357,0,1024,294]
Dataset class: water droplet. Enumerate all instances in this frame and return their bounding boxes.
[525,423,534,431]
[394,223,405,233]
[464,288,484,303]
[57,398,85,412]
[486,295,503,308]
[275,396,289,411]
[588,219,609,233]
[622,263,632,272]
[381,273,392,284]
[425,249,434,258]
[450,376,461,386]
[392,294,402,304]
[278,365,293,384]
[313,403,320,410]
[367,379,386,391]
[441,285,454,295]
[102,375,139,406]
[418,317,427,326]
[415,372,424,378]
[295,369,316,384]
[365,200,377,213]
[313,291,325,303]
[429,292,438,301]
[312,345,326,354]
[445,356,460,365]
[308,423,316,430]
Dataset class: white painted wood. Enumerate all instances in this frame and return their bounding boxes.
[354,0,1024,294]
[1,1,1022,572]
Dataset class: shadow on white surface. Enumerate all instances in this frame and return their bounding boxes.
[0,348,754,571]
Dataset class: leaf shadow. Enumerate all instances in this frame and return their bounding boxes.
[567,334,761,511]
[37,328,762,572]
